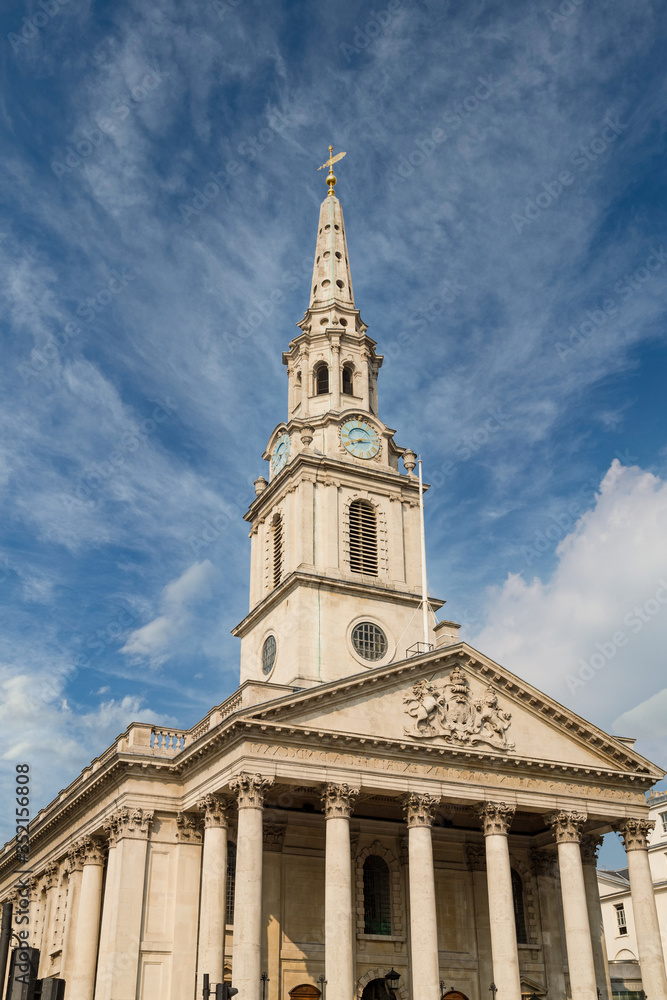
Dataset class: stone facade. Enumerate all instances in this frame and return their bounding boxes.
[1,166,666,1000]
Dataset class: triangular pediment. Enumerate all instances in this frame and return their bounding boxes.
[243,643,662,780]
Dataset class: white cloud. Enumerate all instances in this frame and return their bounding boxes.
[121,559,216,665]
[614,689,667,739]
[469,460,667,762]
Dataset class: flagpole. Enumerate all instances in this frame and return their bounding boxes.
[418,457,430,647]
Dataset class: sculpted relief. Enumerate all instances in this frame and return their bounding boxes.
[403,666,514,750]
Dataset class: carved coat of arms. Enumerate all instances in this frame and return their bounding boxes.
[403,666,514,750]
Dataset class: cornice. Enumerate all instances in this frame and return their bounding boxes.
[247,449,420,522]
[231,570,444,638]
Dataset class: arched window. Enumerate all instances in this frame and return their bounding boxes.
[315,363,329,395]
[226,842,236,924]
[272,514,283,588]
[511,868,527,944]
[342,364,354,395]
[348,499,378,575]
[363,856,391,934]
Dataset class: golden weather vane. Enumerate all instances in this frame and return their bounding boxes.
[318,144,346,196]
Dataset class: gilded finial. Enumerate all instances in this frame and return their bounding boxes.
[318,144,347,196]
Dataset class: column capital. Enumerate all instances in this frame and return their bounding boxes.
[79,836,107,866]
[613,817,655,851]
[197,792,233,828]
[230,772,274,809]
[67,842,86,874]
[176,812,204,844]
[580,834,603,866]
[546,810,587,844]
[321,782,359,818]
[465,843,487,871]
[530,848,559,878]
[43,862,59,889]
[476,801,515,836]
[104,806,154,846]
[402,791,440,828]
[263,823,286,853]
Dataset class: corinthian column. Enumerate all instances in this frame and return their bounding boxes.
[615,819,667,1000]
[69,838,106,1000]
[230,773,274,1000]
[321,783,358,1000]
[477,802,521,1000]
[403,792,441,1000]
[196,795,232,994]
[95,807,154,1000]
[580,836,612,1000]
[546,811,597,1000]
[60,844,84,989]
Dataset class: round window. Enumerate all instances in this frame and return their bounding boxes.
[351,621,387,661]
[262,635,277,675]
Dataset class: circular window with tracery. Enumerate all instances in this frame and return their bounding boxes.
[262,635,277,675]
[351,621,387,661]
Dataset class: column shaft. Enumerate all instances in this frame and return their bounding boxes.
[231,774,273,1000]
[325,817,354,997]
[617,819,667,1000]
[197,798,230,992]
[322,784,357,1000]
[70,844,105,1000]
[557,842,598,1000]
[485,835,522,1000]
[581,839,612,1000]
[408,826,440,999]
[404,793,440,1000]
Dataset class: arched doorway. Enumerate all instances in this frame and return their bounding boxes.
[361,979,398,1000]
[289,986,321,1000]
[443,992,469,1000]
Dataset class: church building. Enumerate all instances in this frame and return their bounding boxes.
[1,153,666,1000]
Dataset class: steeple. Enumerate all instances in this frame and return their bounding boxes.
[232,152,442,690]
[309,191,355,309]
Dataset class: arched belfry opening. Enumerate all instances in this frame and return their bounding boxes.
[315,362,329,395]
[342,362,354,395]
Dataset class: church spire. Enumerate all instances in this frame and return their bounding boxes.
[310,147,354,310]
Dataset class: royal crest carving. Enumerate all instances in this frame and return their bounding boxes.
[403,667,514,749]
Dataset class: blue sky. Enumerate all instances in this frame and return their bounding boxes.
[1,0,666,865]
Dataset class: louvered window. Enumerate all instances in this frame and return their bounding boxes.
[511,868,527,944]
[349,499,378,575]
[226,841,236,924]
[363,856,391,934]
[272,514,283,588]
[315,364,329,395]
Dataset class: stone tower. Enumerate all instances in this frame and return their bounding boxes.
[233,156,443,687]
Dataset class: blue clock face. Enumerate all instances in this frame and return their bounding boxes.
[271,433,290,475]
[340,419,380,459]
